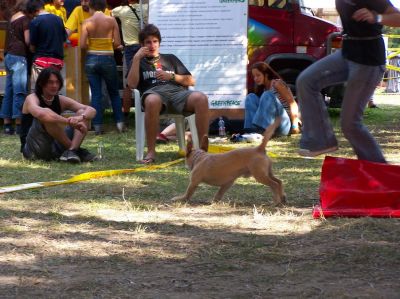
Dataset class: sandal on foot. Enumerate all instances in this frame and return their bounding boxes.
[139,157,156,164]
[156,133,170,144]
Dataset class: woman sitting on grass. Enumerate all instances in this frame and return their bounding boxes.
[245,62,301,136]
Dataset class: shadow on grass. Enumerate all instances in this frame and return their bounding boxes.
[0,206,399,297]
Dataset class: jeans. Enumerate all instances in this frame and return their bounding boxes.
[244,92,291,136]
[124,44,140,70]
[296,50,386,163]
[1,54,28,119]
[85,54,123,125]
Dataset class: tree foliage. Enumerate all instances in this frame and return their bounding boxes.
[383,27,400,49]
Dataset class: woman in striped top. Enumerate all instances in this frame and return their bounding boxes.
[244,62,301,136]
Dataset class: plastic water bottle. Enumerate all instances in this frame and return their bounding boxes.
[97,141,104,160]
[218,117,226,137]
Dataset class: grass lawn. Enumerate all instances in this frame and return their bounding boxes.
[1,102,400,298]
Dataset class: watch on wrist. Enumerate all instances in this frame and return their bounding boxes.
[170,73,175,81]
[376,14,383,24]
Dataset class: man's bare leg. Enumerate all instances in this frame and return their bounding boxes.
[42,120,88,150]
[143,94,163,162]
[185,91,209,139]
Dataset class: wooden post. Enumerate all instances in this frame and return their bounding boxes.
[64,46,90,105]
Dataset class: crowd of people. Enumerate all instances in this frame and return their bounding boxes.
[1,0,147,162]
[1,0,400,166]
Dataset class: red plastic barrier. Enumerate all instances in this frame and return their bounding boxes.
[313,156,400,218]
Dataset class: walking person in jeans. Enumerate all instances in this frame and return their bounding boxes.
[27,0,66,82]
[296,0,400,162]
[112,0,148,124]
[1,0,30,135]
[245,62,301,136]
[80,0,124,134]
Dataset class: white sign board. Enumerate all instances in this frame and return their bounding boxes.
[149,0,248,109]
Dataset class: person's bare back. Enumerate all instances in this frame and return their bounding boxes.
[80,7,121,50]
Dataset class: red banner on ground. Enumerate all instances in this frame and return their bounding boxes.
[313,156,400,218]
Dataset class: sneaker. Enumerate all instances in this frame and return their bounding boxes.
[4,126,15,135]
[116,122,127,133]
[93,124,104,135]
[59,149,81,163]
[77,147,97,162]
[298,146,338,158]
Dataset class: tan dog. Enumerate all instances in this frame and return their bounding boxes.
[171,118,286,204]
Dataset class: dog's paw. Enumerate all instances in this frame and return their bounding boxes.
[274,194,287,207]
[170,195,188,203]
[211,197,223,203]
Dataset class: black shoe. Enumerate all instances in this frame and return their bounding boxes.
[4,126,15,135]
[77,147,97,162]
[16,124,21,135]
[59,149,81,163]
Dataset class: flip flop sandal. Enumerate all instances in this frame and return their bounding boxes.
[139,157,156,164]
[156,133,170,144]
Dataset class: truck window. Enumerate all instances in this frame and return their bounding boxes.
[248,0,288,9]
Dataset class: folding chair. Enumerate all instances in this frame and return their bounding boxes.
[133,89,199,161]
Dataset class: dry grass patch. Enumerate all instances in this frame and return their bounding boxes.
[1,102,400,297]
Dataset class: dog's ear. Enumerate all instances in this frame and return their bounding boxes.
[200,135,209,152]
[186,140,193,157]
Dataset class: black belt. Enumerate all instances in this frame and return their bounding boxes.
[342,34,382,41]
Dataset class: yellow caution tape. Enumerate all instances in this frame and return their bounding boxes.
[209,143,235,153]
[209,143,278,158]
[386,64,400,72]
[0,70,6,76]
[0,144,278,195]
[387,50,400,60]
[384,34,400,39]
[0,158,184,194]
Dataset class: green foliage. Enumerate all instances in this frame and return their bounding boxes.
[384,27,400,49]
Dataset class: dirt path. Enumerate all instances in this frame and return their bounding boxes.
[1,200,400,298]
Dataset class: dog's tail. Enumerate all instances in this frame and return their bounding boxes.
[258,116,282,151]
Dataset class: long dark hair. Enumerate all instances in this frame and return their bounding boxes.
[13,0,29,14]
[89,0,106,12]
[35,67,64,98]
[26,0,44,15]
[251,62,282,95]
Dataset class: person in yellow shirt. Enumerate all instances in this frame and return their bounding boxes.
[65,0,110,42]
[44,0,67,24]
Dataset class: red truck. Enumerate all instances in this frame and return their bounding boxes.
[209,0,343,120]
[247,0,342,96]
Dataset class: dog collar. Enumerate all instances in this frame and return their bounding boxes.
[189,150,204,170]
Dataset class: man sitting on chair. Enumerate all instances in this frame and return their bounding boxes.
[127,24,209,164]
